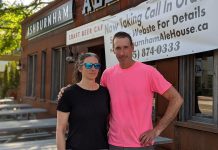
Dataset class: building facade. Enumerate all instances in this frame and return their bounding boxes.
[20,0,218,149]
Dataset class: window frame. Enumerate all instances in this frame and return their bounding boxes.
[51,47,66,101]
[40,50,46,99]
[179,50,218,125]
[26,53,37,97]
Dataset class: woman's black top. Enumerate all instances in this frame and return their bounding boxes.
[57,84,110,150]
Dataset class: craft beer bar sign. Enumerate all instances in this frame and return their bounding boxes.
[66,16,111,45]
[26,0,74,39]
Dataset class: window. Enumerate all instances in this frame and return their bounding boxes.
[40,51,46,99]
[194,52,213,118]
[51,47,66,101]
[26,54,37,97]
[180,50,218,124]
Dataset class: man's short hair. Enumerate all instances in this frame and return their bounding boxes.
[113,32,133,47]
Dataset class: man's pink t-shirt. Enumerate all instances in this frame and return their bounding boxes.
[100,61,172,147]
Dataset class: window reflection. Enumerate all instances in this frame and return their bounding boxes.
[195,52,213,118]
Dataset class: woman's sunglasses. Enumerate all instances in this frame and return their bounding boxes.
[82,63,101,69]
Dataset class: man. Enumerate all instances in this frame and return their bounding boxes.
[100,31,183,150]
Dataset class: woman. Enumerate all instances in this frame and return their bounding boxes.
[56,52,110,150]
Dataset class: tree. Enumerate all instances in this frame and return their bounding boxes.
[0,61,20,98]
[8,61,19,88]
[0,0,53,54]
[0,64,9,98]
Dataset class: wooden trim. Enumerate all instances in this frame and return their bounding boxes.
[0,55,20,61]
[175,121,218,133]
